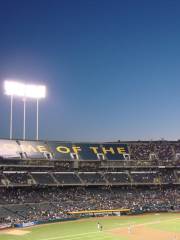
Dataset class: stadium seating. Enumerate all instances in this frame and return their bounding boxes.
[53,173,81,184]
[104,172,130,184]
[131,172,159,184]
[4,172,32,185]
[0,139,179,225]
[31,173,56,185]
[78,172,106,184]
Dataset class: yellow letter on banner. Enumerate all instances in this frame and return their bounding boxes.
[72,146,82,154]
[37,145,48,153]
[117,147,126,154]
[102,147,115,155]
[89,147,99,154]
[56,146,70,154]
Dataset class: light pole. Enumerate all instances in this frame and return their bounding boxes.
[23,98,26,140]
[4,80,46,140]
[36,98,39,141]
[10,95,13,139]
[25,84,46,141]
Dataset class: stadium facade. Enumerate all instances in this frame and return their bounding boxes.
[0,139,179,228]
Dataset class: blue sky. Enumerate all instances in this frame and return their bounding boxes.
[0,0,180,141]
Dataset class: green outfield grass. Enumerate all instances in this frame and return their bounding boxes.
[0,213,179,240]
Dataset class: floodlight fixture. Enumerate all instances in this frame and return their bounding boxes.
[4,80,46,140]
[25,84,46,99]
[4,80,46,99]
[4,81,25,97]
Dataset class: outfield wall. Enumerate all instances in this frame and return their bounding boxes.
[12,208,180,228]
[14,218,78,228]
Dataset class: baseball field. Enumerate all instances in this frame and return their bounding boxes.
[0,213,179,240]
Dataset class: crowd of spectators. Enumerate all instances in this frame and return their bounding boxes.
[131,172,159,183]
[0,186,179,224]
[104,172,130,183]
[4,173,30,185]
[129,143,154,160]
[129,141,180,161]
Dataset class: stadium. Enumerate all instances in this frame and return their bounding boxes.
[1,1,180,240]
[0,139,179,240]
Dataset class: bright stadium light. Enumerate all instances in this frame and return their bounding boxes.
[4,81,25,97]
[25,84,46,99]
[4,80,46,99]
[4,80,46,140]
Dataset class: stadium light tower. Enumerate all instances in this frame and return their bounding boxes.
[4,80,46,140]
[4,81,23,139]
[24,84,46,140]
